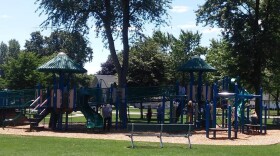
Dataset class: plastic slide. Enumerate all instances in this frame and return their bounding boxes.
[80,103,103,129]
[237,89,253,117]
[2,111,24,128]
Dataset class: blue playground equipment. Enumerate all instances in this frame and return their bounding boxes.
[205,77,267,139]
[0,89,38,128]
[177,56,217,128]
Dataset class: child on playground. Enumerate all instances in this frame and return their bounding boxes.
[102,104,112,131]
[185,100,193,123]
[157,104,163,123]
[251,110,258,125]
[146,105,152,123]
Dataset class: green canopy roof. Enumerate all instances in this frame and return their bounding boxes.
[37,52,87,73]
[177,56,216,72]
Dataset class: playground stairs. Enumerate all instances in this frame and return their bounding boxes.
[26,105,50,131]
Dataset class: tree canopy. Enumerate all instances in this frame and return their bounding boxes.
[25,31,93,65]
[36,0,171,87]
[1,52,51,89]
[97,55,117,75]
[97,30,207,86]
[128,37,168,86]
[196,0,280,91]
[196,0,280,117]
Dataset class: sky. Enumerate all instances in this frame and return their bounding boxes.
[0,0,221,75]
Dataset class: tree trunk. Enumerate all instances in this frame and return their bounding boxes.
[103,0,129,88]
[120,0,130,88]
[253,0,262,119]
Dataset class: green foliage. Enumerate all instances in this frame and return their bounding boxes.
[36,0,171,87]
[0,77,6,90]
[24,31,93,65]
[8,39,20,59]
[24,31,47,55]
[128,38,169,86]
[0,42,8,64]
[97,30,206,86]
[70,74,94,88]
[97,55,117,75]
[1,52,51,89]
[196,0,280,91]
[169,30,207,83]
[205,39,236,82]
[196,0,280,118]
[46,31,93,65]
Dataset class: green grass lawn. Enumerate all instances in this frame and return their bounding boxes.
[0,134,279,156]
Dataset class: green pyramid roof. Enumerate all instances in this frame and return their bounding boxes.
[37,52,87,73]
[177,56,216,72]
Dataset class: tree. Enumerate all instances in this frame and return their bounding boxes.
[152,30,175,53]
[205,39,236,82]
[8,39,21,59]
[25,31,93,65]
[196,0,280,118]
[36,0,171,87]
[169,30,207,83]
[24,31,47,55]
[97,55,117,75]
[97,30,207,85]
[0,42,8,65]
[46,31,93,65]
[127,38,168,86]
[2,52,51,89]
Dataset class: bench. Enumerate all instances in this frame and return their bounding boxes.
[126,123,193,148]
[244,124,266,134]
[208,127,234,138]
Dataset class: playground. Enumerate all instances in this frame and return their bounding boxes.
[0,53,279,152]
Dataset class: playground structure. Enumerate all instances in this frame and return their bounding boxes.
[0,53,269,140]
[0,89,35,128]
[0,76,269,138]
[205,79,267,139]
[177,56,216,128]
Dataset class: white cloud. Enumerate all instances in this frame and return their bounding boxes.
[0,14,10,19]
[177,23,197,29]
[171,6,189,13]
[201,28,221,34]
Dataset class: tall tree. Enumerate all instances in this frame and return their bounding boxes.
[128,38,168,86]
[196,0,280,118]
[46,31,93,65]
[24,31,47,55]
[170,30,207,83]
[8,39,21,59]
[152,30,175,53]
[205,39,235,82]
[36,0,171,87]
[0,42,8,65]
[25,31,93,65]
